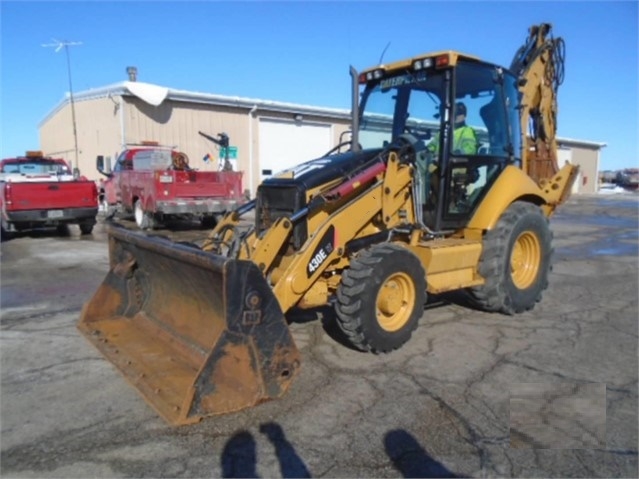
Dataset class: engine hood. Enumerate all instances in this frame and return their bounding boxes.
[261,148,384,192]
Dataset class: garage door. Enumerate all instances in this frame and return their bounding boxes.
[259,118,332,182]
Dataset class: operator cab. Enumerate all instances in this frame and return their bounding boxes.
[357,52,522,231]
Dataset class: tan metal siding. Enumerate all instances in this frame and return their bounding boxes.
[569,146,599,194]
[123,98,251,190]
[40,97,122,181]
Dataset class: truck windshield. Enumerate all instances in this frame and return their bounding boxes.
[358,70,445,150]
[132,150,173,170]
[1,160,69,175]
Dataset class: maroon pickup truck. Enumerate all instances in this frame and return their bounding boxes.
[99,142,244,229]
[0,152,98,239]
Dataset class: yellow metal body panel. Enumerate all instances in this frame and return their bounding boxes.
[405,239,484,294]
[272,154,415,312]
[467,166,545,231]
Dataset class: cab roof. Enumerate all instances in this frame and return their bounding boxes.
[360,50,483,75]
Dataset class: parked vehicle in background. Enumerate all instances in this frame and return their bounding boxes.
[98,139,244,230]
[0,151,98,239]
[615,168,639,190]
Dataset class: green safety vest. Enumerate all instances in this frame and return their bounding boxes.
[428,125,478,155]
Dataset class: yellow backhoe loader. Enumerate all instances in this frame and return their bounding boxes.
[79,23,576,425]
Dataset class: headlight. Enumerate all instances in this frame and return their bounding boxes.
[413,58,433,71]
[365,69,384,81]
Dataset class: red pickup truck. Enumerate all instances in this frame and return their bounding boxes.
[99,143,244,229]
[0,152,98,239]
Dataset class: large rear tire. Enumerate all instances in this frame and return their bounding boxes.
[335,243,427,353]
[134,199,155,230]
[467,201,552,314]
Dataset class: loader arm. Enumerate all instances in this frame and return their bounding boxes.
[269,152,414,313]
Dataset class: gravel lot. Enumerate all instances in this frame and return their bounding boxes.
[1,193,637,478]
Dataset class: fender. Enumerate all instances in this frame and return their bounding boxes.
[467,165,545,231]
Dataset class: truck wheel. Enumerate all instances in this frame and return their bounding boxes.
[335,243,426,353]
[79,223,94,235]
[134,200,154,230]
[201,215,217,229]
[467,201,552,314]
[100,197,111,216]
[0,223,14,241]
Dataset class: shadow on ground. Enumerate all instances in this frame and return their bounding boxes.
[220,424,459,478]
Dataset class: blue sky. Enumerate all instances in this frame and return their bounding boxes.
[1,1,637,171]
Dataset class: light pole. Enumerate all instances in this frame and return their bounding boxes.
[42,39,82,169]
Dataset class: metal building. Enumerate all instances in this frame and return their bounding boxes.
[39,80,605,195]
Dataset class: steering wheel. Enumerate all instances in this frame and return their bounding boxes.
[390,133,429,165]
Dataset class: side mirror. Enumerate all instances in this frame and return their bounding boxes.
[96,155,112,178]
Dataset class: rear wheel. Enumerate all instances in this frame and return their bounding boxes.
[467,201,552,314]
[335,243,426,353]
[134,199,154,230]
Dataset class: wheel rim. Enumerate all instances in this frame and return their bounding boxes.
[376,272,415,332]
[510,231,541,289]
[134,201,143,227]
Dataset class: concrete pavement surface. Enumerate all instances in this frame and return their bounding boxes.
[1,194,637,478]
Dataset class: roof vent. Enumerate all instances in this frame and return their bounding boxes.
[126,66,138,82]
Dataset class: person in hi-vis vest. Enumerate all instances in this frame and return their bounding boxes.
[417,102,478,212]
[427,102,478,155]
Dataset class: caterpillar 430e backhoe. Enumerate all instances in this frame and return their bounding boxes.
[79,23,576,425]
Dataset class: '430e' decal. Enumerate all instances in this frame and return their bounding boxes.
[307,225,335,277]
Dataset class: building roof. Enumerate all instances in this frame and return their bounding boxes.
[557,136,607,149]
[40,81,607,149]
[39,81,351,126]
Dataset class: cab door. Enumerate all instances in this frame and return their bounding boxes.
[437,62,522,230]
[113,151,134,210]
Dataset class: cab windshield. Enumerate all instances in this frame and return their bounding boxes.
[1,160,69,175]
[357,61,520,159]
[358,70,445,150]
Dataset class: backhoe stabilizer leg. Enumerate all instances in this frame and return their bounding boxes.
[539,162,580,214]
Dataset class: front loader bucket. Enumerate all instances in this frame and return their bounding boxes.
[78,225,300,426]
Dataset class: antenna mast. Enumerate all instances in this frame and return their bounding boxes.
[42,39,83,170]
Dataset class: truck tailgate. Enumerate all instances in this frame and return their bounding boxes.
[170,171,242,199]
[7,181,97,210]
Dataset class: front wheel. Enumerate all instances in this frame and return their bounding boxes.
[467,201,552,314]
[335,243,427,353]
[134,199,154,230]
